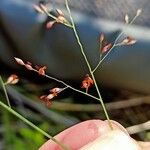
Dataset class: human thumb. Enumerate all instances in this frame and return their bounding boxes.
[80,129,140,150]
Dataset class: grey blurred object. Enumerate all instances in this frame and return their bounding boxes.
[0,0,150,93]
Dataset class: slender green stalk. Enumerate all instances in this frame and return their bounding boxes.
[0,76,11,108]
[0,76,69,150]
[92,44,116,73]
[92,11,141,73]
[65,0,113,130]
[98,39,103,68]
[32,68,103,102]
[65,1,92,73]
[0,100,70,150]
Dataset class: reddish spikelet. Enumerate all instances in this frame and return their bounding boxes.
[121,36,137,45]
[46,16,66,29]
[56,9,66,24]
[14,57,34,70]
[50,87,62,93]
[50,87,63,96]
[40,95,52,107]
[101,43,112,54]
[5,74,19,85]
[40,95,48,101]
[38,66,47,75]
[46,21,56,29]
[25,64,33,70]
[40,94,54,101]
[25,62,33,70]
[39,87,64,107]
[39,87,63,106]
[47,93,55,99]
[81,74,94,90]
[56,16,66,23]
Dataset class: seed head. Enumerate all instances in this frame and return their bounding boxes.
[5,74,19,85]
[50,87,63,94]
[38,66,47,75]
[57,16,66,23]
[46,21,56,29]
[81,74,94,90]
[40,95,52,107]
[101,43,112,54]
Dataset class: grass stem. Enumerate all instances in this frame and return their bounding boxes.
[65,0,113,130]
[0,76,11,108]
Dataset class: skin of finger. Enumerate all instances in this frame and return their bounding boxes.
[138,142,150,150]
[79,130,141,150]
[105,120,129,135]
[39,119,127,150]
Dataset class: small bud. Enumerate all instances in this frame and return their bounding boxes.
[99,33,105,43]
[40,95,47,100]
[5,74,19,85]
[81,74,94,90]
[25,62,33,70]
[81,81,89,89]
[47,93,55,99]
[57,16,66,23]
[136,9,142,16]
[50,87,63,95]
[46,21,56,29]
[39,87,65,107]
[121,36,137,45]
[101,43,112,53]
[50,87,60,93]
[38,66,47,75]
[40,95,52,107]
[25,64,33,70]
[125,14,129,24]
[14,57,25,65]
